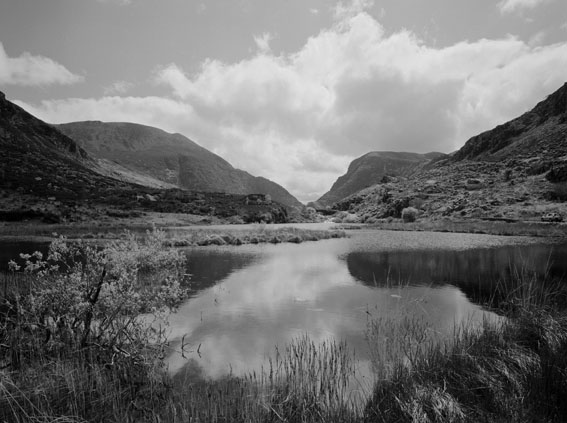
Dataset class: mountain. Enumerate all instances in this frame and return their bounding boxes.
[453,82,567,163]
[0,91,126,201]
[315,151,446,207]
[0,92,289,224]
[321,82,567,223]
[56,121,302,208]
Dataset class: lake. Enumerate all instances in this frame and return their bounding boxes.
[1,227,566,391]
[162,228,567,388]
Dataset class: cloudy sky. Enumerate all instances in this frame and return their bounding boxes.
[1,0,566,202]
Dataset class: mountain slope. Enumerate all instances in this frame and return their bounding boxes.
[0,92,128,201]
[453,82,567,162]
[316,151,446,207]
[0,92,290,224]
[324,82,567,223]
[56,121,302,208]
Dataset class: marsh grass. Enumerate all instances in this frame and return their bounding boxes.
[368,218,566,238]
[162,337,361,423]
[363,263,567,423]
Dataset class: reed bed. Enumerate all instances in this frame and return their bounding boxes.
[163,337,360,423]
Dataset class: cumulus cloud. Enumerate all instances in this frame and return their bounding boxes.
[0,42,83,86]
[15,96,193,133]
[497,0,552,14]
[18,8,567,202]
[253,32,274,54]
[333,0,375,20]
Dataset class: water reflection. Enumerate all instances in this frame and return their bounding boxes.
[167,234,529,383]
[1,229,563,387]
[346,241,567,304]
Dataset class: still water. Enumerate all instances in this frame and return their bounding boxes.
[1,228,565,386]
[163,229,567,385]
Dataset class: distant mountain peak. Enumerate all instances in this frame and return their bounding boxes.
[316,151,446,206]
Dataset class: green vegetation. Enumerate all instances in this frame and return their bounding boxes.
[2,231,567,422]
[164,226,348,247]
[364,270,567,422]
[401,207,418,223]
[366,218,567,238]
[1,230,189,422]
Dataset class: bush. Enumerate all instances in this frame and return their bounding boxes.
[551,182,567,202]
[1,229,190,422]
[401,207,418,222]
[4,228,188,359]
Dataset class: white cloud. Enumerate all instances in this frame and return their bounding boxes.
[253,32,274,54]
[0,42,83,86]
[103,80,134,95]
[15,96,193,133]
[333,0,375,21]
[96,0,132,5]
[497,0,552,14]
[19,10,567,203]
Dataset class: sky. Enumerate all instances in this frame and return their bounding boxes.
[0,0,566,203]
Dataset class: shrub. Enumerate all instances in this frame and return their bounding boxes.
[4,228,188,355]
[401,207,418,222]
[551,182,567,202]
[1,229,190,422]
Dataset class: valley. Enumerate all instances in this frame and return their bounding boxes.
[1,83,566,237]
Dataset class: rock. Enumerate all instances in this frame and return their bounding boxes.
[541,212,563,222]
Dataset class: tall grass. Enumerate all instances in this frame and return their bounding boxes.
[363,264,567,423]
[163,337,360,423]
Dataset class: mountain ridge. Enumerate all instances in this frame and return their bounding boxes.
[0,92,291,224]
[56,121,302,208]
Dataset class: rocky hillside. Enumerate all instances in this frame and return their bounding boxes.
[57,121,302,208]
[0,91,124,201]
[325,82,567,223]
[315,151,446,207]
[0,92,290,224]
[454,82,567,164]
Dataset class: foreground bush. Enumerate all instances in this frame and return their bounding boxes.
[0,229,189,422]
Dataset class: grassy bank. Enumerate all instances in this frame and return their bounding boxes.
[2,232,567,422]
[163,226,347,247]
[365,218,567,238]
[0,222,348,246]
